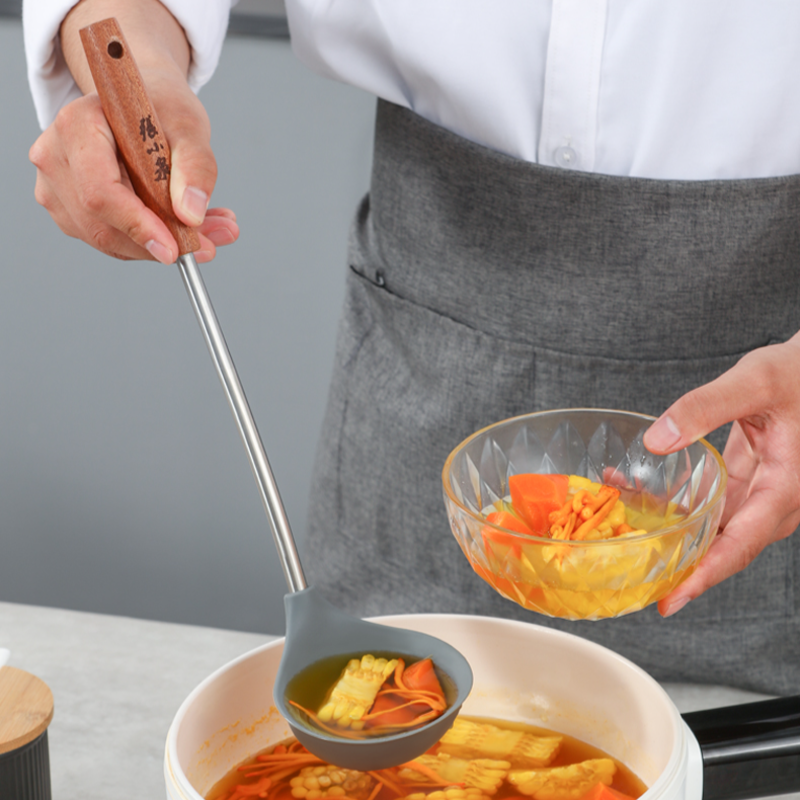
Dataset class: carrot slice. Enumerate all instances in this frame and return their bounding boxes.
[482,510,534,559]
[485,510,535,535]
[365,658,446,729]
[509,474,569,535]
[402,657,445,696]
[579,783,637,800]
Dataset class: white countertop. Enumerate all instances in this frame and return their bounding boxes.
[0,601,793,800]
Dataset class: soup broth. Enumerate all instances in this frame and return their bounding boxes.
[286,652,454,739]
[287,653,456,715]
[206,716,647,800]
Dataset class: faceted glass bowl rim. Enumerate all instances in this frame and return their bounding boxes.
[441,407,728,548]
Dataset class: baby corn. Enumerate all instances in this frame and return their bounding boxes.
[438,719,562,768]
[398,754,510,794]
[317,655,398,729]
[508,758,617,800]
[407,789,494,800]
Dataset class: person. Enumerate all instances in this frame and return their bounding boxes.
[24,0,800,694]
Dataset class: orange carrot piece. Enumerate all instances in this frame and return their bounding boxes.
[509,474,568,535]
[585,486,620,513]
[402,658,445,696]
[572,489,591,514]
[366,693,419,726]
[482,510,534,559]
[549,497,575,525]
[579,783,637,800]
[615,523,635,535]
[485,510,535,536]
[572,495,618,541]
[365,658,446,729]
[366,783,383,800]
[368,769,405,797]
[228,777,273,798]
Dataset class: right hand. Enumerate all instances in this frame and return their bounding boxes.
[29,66,239,264]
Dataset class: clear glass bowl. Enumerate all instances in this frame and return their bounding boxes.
[442,409,727,620]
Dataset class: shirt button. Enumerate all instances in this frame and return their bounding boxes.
[554,146,579,168]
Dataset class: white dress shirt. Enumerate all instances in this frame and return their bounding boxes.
[23,0,800,180]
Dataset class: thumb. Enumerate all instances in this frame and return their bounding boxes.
[643,344,779,454]
[169,131,217,228]
[153,85,217,228]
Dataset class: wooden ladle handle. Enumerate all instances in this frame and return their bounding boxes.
[79,18,199,256]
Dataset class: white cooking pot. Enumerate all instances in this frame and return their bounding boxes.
[164,615,798,800]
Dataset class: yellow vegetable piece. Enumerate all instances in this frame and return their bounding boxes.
[317,655,398,729]
[438,718,562,768]
[398,753,510,794]
[290,765,374,800]
[568,476,602,494]
[508,758,617,800]
[407,790,493,800]
[606,500,627,529]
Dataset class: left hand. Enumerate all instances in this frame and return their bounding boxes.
[643,332,800,617]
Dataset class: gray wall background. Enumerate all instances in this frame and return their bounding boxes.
[0,18,375,635]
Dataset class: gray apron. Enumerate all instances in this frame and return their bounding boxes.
[305,100,800,696]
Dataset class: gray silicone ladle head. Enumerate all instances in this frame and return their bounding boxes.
[171,254,473,771]
[274,587,473,770]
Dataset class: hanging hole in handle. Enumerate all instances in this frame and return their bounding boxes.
[107,41,124,59]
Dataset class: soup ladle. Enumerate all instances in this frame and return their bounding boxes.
[80,18,473,771]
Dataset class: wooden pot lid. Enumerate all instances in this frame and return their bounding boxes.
[0,667,54,755]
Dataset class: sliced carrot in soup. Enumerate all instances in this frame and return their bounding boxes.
[509,474,569,535]
[402,657,445,697]
[364,658,446,730]
[580,783,637,800]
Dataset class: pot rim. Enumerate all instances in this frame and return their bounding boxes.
[165,613,689,800]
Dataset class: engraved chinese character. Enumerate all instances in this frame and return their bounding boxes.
[146,141,162,155]
[154,156,170,182]
[139,115,158,141]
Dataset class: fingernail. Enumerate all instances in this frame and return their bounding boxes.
[181,186,209,226]
[646,415,682,452]
[145,239,174,264]
[662,596,689,618]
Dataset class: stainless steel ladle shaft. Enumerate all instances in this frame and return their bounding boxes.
[177,254,306,594]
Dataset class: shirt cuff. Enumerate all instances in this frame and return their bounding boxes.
[23,0,236,130]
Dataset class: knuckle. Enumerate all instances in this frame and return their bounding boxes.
[53,101,79,137]
[738,346,784,403]
[78,181,109,215]
[28,139,48,169]
[122,217,147,248]
[33,179,52,210]
[183,151,218,190]
[85,220,118,256]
